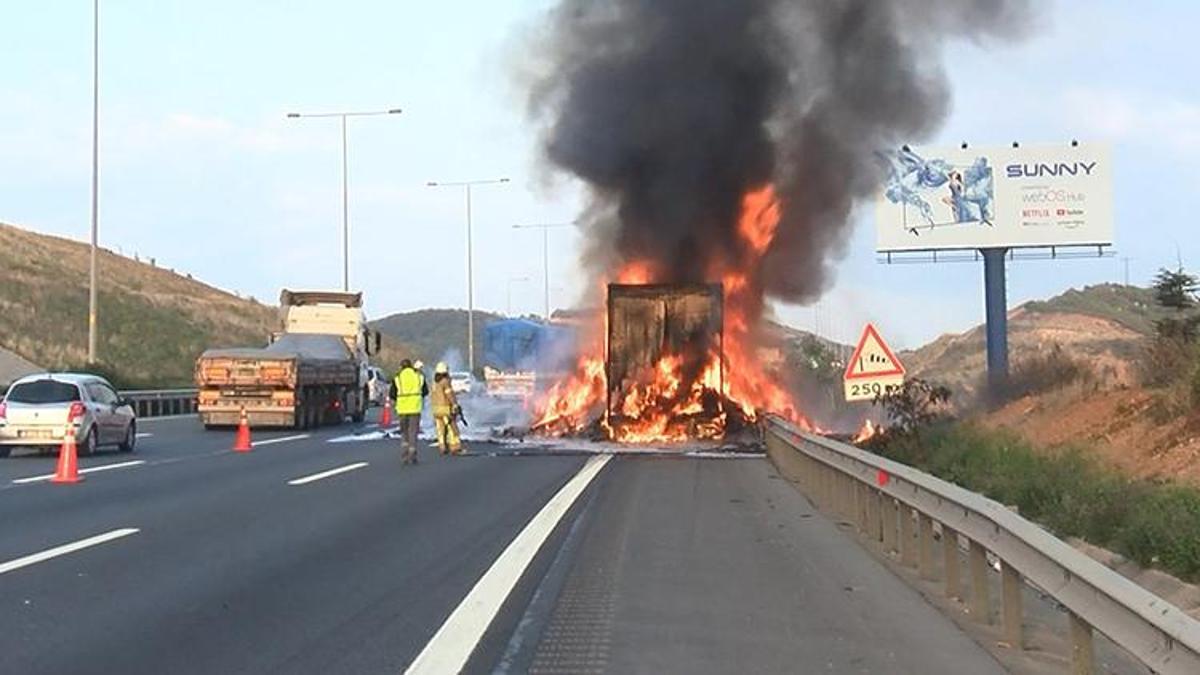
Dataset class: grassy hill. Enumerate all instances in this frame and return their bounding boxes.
[0,222,280,388]
[371,308,507,371]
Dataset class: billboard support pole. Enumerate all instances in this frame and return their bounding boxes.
[982,247,1010,394]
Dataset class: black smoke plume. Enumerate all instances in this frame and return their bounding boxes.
[529,0,1031,304]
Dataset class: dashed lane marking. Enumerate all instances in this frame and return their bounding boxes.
[12,460,147,485]
[251,434,310,447]
[0,528,140,575]
[286,462,369,486]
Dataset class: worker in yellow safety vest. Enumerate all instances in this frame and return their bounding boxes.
[390,359,427,464]
[429,362,463,455]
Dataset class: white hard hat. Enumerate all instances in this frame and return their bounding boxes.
[435,362,449,375]
[413,360,424,370]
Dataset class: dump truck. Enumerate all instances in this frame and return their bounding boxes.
[195,290,380,429]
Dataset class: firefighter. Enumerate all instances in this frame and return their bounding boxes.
[429,361,462,455]
[391,359,427,464]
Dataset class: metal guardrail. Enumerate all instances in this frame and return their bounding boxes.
[765,416,1200,675]
[123,389,198,418]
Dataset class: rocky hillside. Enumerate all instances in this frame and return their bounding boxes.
[902,284,1158,402]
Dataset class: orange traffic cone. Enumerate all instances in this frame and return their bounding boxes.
[51,424,84,484]
[233,407,252,452]
[380,403,392,428]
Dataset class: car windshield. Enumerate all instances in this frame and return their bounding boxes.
[6,380,82,404]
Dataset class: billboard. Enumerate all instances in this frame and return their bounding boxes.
[876,143,1113,252]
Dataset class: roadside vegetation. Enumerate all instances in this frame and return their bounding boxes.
[1138,266,1200,420]
[983,344,1097,407]
[866,379,1200,582]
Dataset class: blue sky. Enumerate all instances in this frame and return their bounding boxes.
[2,1,1197,349]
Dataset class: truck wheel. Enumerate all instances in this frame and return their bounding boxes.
[351,388,368,423]
[0,447,10,458]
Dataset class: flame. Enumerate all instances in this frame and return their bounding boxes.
[739,185,781,255]
[532,184,819,443]
[852,420,879,444]
[617,260,656,284]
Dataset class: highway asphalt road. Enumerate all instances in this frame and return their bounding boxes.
[0,410,1006,674]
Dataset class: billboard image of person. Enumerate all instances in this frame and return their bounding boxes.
[880,148,995,237]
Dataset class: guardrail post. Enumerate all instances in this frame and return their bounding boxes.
[855,482,869,532]
[824,465,835,512]
[1001,561,1023,648]
[866,488,882,543]
[943,525,961,600]
[853,481,863,530]
[839,473,853,521]
[918,513,936,580]
[900,505,917,567]
[969,540,990,624]
[1069,612,1094,675]
[882,497,898,554]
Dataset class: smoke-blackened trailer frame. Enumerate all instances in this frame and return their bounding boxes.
[605,284,724,429]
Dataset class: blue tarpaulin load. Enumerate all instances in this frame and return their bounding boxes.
[484,319,576,372]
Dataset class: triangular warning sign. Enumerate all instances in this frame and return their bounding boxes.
[844,323,906,380]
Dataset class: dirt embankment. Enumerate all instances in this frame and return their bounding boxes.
[978,385,1200,485]
[904,308,1143,404]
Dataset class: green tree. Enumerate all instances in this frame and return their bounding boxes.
[1152,267,1200,343]
[1153,267,1199,312]
[873,378,952,438]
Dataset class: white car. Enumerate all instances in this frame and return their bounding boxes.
[450,371,477,396]
[0,373,137,457]
[366,367,390,407]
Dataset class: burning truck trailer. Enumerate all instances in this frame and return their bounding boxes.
[606,283,749,443]
[528,280,782,448]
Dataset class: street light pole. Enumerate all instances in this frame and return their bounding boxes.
[286,108,402,291]
[87,0,99,364]
[513,222,575,320]
[341,115,348,292]
[507,276,530,316]
[427,178,511,373]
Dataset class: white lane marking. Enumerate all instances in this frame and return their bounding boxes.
[0,528,140,575]
[135,432,154,439]
[287,462,369,486]
[137,414,198,423]
[12,460,147,485]
[406,454,612,675]
[251,434,310,447]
